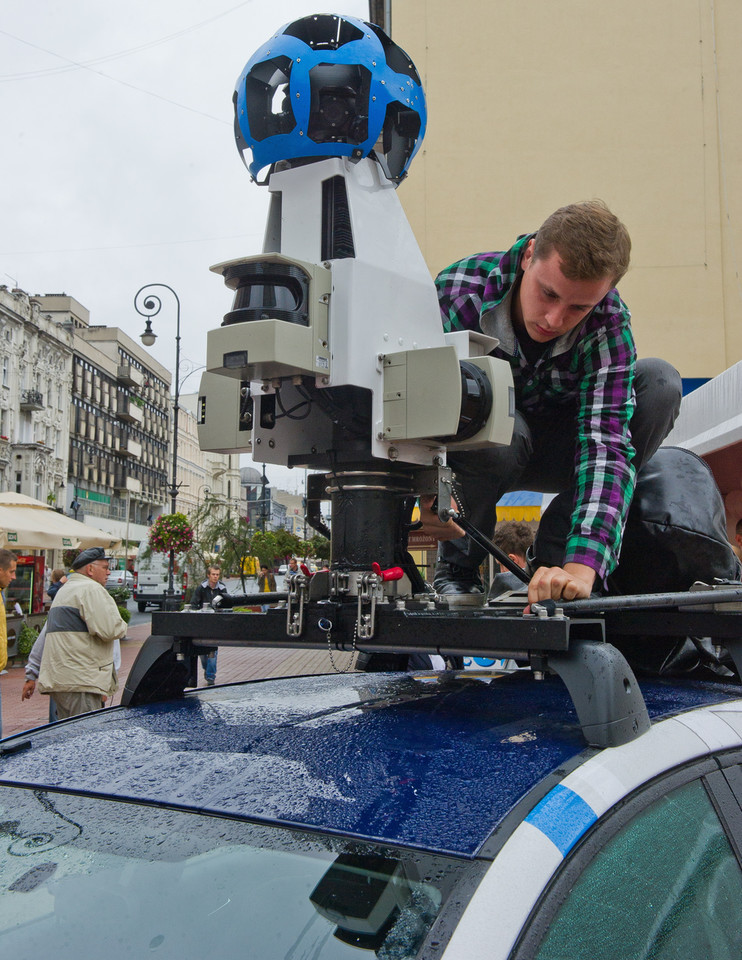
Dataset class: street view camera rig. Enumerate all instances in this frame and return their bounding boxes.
[124,14,742,748]
[196,11,514,595]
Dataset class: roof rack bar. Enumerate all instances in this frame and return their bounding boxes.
[533,586,742,616]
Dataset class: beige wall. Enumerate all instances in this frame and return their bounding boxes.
[391,0,742,376]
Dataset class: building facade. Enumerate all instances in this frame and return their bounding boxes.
[178,394,242,520]
[34,295,172,545]
[0,290,237,551]
[387,0,742,381]
[0,286,73,506]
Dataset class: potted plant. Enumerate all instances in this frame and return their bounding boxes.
[148,512,195,554]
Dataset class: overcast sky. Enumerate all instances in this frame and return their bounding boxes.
[1,0,369,493]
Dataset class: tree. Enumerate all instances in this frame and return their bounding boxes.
[303,534,330,562]
[185,499,254,591]
[273,529,303,562]
[249,530,279,567]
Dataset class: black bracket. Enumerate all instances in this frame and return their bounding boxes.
[547,640,650,747]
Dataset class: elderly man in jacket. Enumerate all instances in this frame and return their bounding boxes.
[38,546,128,719]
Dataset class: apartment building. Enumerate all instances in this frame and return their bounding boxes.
[0,286,73,506]
[33,295,172,543]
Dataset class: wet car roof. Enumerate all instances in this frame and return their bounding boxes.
[1,672,739,857]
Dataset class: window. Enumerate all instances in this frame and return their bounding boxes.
[520,775,742,960]
[0,787,476,959]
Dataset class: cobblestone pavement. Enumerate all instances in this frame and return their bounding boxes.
[0,621,357,740]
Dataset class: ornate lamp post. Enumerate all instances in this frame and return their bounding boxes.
[260,463,270,532]
[135,283,181,609]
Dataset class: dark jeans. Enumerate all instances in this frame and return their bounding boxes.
[439,358,682,571]
[200,651,218,682]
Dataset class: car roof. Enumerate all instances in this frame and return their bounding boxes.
[1,672,739,857]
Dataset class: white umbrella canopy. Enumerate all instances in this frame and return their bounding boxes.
[0,492,53,509]
[0,494,121,551]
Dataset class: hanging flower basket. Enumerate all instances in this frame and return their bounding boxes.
[148,512,194,554]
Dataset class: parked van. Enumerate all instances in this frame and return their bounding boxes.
[133,542,188,612]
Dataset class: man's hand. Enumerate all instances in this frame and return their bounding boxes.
[527,562,596,606]
[418,496,465,541]
[21,679,35,701]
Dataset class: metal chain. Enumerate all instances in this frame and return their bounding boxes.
[320,617,358,673]
[451,478,466,518]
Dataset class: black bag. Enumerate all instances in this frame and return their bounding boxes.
[607,446,741,595]
[534,447,741,679]
[534,446,740,593]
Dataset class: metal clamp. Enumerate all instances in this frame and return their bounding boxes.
[287,573,309,637]
[356,572,383,639]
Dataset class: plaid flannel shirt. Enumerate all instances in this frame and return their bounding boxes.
[435,233,637,581]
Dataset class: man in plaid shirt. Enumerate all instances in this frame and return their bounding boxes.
[434,201,681,604]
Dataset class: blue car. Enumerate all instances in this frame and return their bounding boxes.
[1,666,742,958]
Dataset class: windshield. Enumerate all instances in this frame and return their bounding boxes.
[0,787,477,958]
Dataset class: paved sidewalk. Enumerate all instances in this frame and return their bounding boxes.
[0,621,357,740]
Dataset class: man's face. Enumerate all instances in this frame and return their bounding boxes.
[207,568,220,587]
[289,559,298,570]
[0,561,17,591]
[513,239,614,344]
[86,558,110,586]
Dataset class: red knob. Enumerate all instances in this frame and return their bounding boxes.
[371,562,404,582]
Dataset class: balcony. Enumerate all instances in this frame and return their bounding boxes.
[113,471,142,494]
[119,437,143,459]
[117,363,144,389]
[117,396,144,425]
[20,389,44,411]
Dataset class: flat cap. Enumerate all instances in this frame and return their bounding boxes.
[71,546,107,570]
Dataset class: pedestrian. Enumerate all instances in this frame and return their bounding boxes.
[37,546,127,719]
[490,521,534,598]
[433,200,681,605]
[257,564,276,612]
[0,548,18,738]
[190,565,228,685]
[47,568,67,601]
[283,556,299,590]
[21,624,57,722]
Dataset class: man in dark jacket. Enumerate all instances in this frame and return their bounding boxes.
[190,565,228,685]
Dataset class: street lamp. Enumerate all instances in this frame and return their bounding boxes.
[260,463,270,532]
[135,283,181,609]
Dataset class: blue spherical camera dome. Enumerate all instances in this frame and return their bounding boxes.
[233,13,426,184]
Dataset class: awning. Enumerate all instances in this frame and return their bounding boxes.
[0,494,121,551]
[664,361,742,531]
[496,491,545,522]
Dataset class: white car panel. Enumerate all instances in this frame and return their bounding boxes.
[443,821,564,960]
[444,702,742,960]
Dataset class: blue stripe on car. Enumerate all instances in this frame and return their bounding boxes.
[524,784,597,856]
